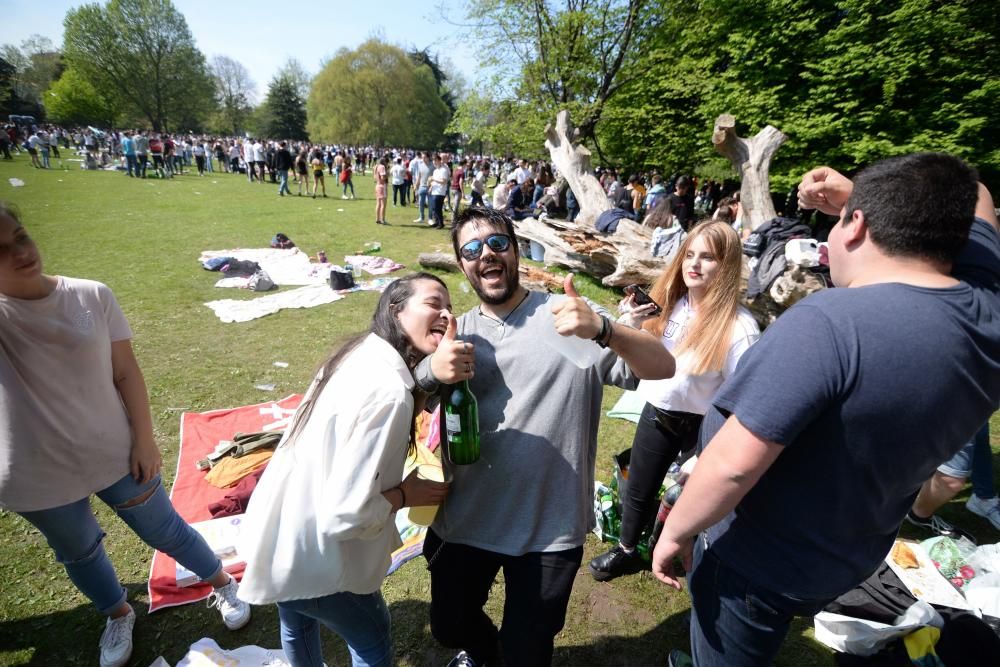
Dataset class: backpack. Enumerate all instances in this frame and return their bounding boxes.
[248,270,276,292]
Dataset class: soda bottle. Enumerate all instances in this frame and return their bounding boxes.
[648,479,683,552]
[444,380,479,464]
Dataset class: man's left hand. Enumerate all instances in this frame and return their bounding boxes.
[651,532,694,590]
[552,273,602,339]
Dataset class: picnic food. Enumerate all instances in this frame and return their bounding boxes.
[891,542,920,569]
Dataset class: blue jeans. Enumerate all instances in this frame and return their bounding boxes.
[125,153,137,176]
[278,169,291,195]
[40,147,50,168]
[277,591,392,667]
[343,178,355,197]
[938,422,995,498]
[416,187,429,220]
[18,473,221,615]
[688,535,834,666]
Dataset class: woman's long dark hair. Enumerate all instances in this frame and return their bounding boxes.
[282,272,447,455]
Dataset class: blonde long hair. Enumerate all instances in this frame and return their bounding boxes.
[643,221,744,375]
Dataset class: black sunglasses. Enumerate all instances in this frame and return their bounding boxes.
[460,234,512,261]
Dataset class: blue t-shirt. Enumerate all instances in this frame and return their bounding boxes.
[701,217,1000,599]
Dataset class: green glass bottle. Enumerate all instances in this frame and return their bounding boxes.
[444,380,480,464]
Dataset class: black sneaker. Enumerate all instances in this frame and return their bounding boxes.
[589,544,642,581]
[446,650,477,667]
[904,511,977,544]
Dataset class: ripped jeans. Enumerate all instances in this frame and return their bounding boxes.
[18,473,222,615]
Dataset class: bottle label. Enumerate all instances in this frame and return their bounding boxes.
[445,413,461,440]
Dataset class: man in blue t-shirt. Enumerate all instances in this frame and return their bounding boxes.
[651,153,1000,666]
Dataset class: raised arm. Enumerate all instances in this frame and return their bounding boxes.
[552,274,675,380]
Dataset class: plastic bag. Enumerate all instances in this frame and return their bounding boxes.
[813,600,943,656]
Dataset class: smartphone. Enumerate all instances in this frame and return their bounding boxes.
[624,284,663,316]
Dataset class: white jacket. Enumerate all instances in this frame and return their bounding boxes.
[238,334,413,604]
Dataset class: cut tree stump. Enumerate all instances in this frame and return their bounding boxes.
[543,111,610,229]
[712,114,787,231]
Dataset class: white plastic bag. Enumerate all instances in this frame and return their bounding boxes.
[813,600,943,656]
[176,637,288,666]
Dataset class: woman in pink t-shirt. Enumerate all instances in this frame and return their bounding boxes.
[374,156,389,225]
[0,203,251,667]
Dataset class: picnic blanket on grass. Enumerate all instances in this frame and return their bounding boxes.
[148,395,430,612]
[200,248,322,286]
[205,283,343,323]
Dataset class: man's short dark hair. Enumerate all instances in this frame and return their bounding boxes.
[451,207,519,261]
[846,152,978,265]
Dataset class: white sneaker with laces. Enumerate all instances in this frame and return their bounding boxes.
[966,494,1000,530]
[99,607,135,667]
[207,575,251,630]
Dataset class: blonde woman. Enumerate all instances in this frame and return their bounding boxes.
[590,221,760,581]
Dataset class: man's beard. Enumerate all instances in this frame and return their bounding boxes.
[468,256,520,305]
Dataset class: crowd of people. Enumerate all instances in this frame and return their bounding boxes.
[2,112,999,667]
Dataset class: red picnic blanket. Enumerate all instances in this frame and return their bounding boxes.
[147,395,302,613]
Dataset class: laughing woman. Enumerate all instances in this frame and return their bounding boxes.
[588,220,760,581]
[0,203,251,667]
[238,272,452,667]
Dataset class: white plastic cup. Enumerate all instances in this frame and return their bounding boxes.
[406,464,445,526]
[540,295,602,369]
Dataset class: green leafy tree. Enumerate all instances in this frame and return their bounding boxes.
[598,0,1000,188]
[0,35,64,119]
[308,39,449,147]
[62,0,215,132]
[258,73,308,140]
[44,67,118,126]
[455,0,650,150]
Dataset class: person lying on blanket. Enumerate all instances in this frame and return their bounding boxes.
[0,201,251,667]
[238,272,452,667]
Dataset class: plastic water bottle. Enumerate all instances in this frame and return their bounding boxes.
[539,295,602,369]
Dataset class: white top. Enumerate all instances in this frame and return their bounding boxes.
[514,166,532,184]
[492,184,510,209]
[430,166,450,196]
[237,334,413,604]
[253,142,265,162]
[0,277,134,511]
[638,296,760,415]
[390,163,405,185]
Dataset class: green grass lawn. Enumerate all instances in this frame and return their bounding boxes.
[0,153,997,666]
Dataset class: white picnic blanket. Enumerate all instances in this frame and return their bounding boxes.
[174,637,289,666]
[205,284,343,323]
[200,248,326,287]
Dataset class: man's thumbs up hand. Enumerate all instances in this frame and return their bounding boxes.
[551,273,603,340]
[430,311,476,383]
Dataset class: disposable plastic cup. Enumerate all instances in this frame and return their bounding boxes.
[407,464,445,526]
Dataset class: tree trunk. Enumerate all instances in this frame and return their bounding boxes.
[712,114,787,230]
[543,110,610,228]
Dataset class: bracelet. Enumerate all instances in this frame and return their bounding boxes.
[397,486,407,509]
[594,315,613,349]
[591,315,608,344]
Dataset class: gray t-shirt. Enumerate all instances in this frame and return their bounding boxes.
[0,277,134,511]
[420,290,637,555]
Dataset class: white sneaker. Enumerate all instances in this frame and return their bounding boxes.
[413,218,424,223]
[99,607,135,667]
[207,575,251,630]
[966,494,1000,530]
[341,195,348,199]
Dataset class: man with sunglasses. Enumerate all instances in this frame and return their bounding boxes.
[415,207,675,667]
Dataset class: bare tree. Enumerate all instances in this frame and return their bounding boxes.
[210,55,255,135]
